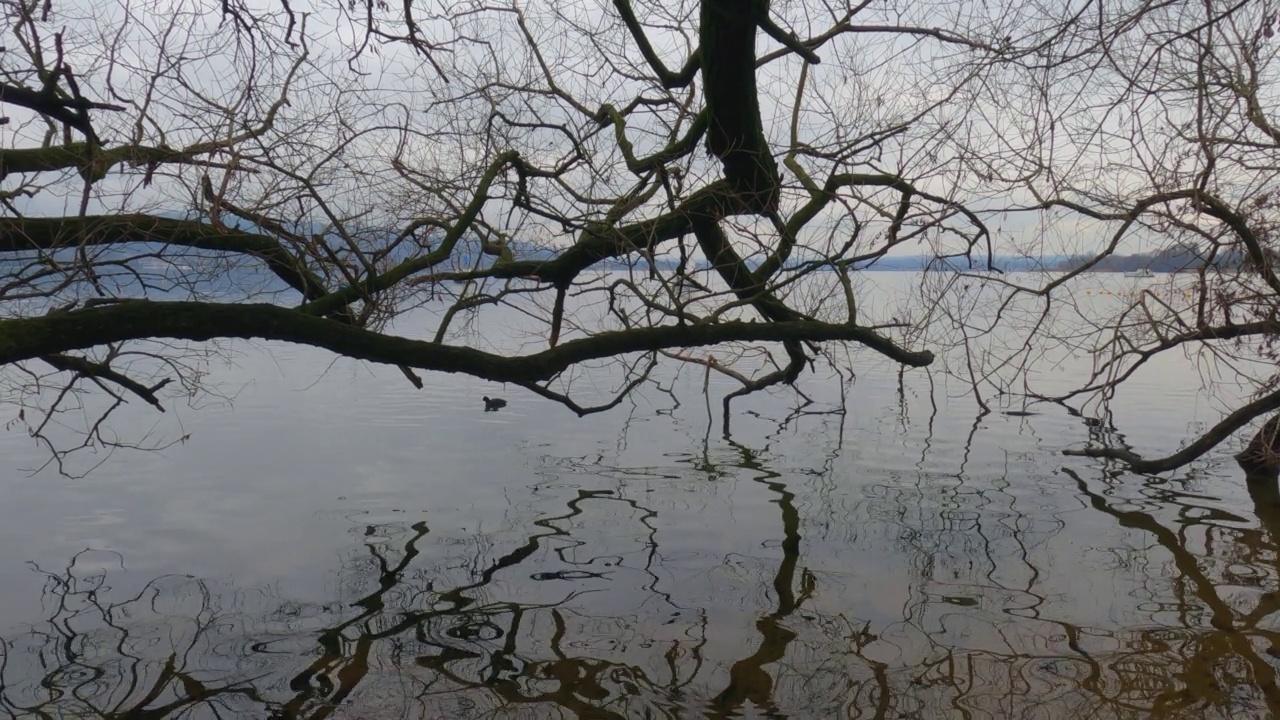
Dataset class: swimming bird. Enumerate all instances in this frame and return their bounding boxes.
[483,396,507,412]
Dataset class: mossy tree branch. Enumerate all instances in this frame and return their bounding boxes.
[0,215,331,301]
[0,300,934,384]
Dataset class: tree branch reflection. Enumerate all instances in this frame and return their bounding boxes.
[6,450,1280,717]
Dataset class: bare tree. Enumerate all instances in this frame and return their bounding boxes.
[926,0,1280,475]
[7,0,1274,476]
[0,0,1035,469]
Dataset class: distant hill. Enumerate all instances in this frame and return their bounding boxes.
[846,255,1066,272]
[1052,243,1247,273]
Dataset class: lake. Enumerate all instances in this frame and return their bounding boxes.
[0,272,1276,718]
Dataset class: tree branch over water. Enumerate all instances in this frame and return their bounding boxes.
[0,0,1004,467]
[0,301,932,382]
[5,0,1276,473]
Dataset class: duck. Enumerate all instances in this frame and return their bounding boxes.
[483,396,507,412]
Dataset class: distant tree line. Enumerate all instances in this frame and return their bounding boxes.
[1053,243,1253,273]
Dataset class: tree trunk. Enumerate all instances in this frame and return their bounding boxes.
[1236,414,1280,482]
[699,0,780,211]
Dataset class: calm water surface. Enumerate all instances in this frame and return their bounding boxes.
[0,274,1277,718]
